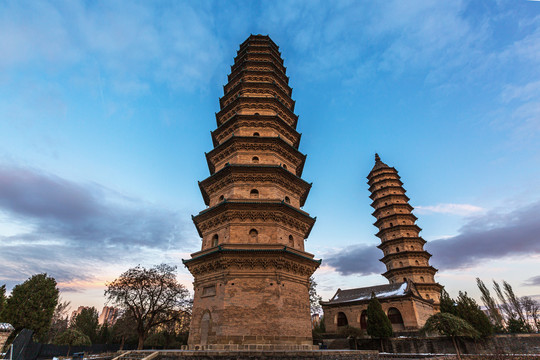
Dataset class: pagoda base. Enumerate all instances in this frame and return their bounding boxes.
[183,244,321,349]
[125,349,379,360]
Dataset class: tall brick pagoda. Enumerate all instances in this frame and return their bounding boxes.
[367,153,443,307]
[183,35,320,350]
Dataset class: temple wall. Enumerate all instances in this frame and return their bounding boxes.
[323,297,435,334]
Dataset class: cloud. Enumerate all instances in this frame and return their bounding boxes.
[0,165,194,288]
[0,1,227,92]
[415,203,484,216]
[524,275,540,287]
[427,200,540,270]
[325,244,385,276]
[325,200,540,276]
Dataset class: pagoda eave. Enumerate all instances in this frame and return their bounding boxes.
[377,237,427,249]
[369,187,407,200]
[375,224,422,238]
[368,179,404,193]
[372,203,414,217]
[198,164,312,207]
[216,96,298,127]
[373,213,418,227]
[382,265,438,279]
[370,193,411,208]
[192,200,316,239]
[205,136,307,176]
[366,168,401,184]
[379,250,432,262]
[211,114,300,149]
[219,81,295,110]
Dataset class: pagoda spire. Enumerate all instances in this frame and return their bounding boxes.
[367,155,443,308]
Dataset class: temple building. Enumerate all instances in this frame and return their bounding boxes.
[321,154,443,333]
[183,35,320,350]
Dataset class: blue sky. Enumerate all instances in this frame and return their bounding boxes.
[1,0,540,311]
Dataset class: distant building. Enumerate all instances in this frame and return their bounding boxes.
[98,306,119,325]
[70,306,89,322]
[321,155,443,333]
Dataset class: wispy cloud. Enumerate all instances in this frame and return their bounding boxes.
[0,1,227,92]
[325,200,540,276]
[0,165,195,289]
[524,275,540,286]
[415,203,484,216]
[427,201,540,270]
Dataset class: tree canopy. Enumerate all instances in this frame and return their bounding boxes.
[105,264,190,349]
[3,274,59,341]
[366,295,393,339]
[0,284,7,321]
[54,328,91,356]
[455,291,493,337]
[422,312,479,360]
[71,307,99,343]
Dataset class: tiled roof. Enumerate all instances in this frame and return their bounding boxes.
[0,323,14,332]
[323,282,409,305]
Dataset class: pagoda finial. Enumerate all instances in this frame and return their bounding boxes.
[375,153,381,162]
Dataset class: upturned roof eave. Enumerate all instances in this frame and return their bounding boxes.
[198,164,312,206]
[205,136,307,176]
[377,237,427,249]
[215,96,298,127]
[211,114,301,149]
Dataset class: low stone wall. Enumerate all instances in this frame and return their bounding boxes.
[337,334,540,355]
[153,350,378,360]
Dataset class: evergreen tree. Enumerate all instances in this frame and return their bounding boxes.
[0,284,7,321]
[506,317,528,334]
[422,312,479,360]
[3,274,59,341]
[110,312,140,349]
[440,289,457,315]
[71,307,99,343]
[455,291,493,337]
[98,322,112,344]
[366,294,392,351]
[54,328,91,356]
[338,325,363,350]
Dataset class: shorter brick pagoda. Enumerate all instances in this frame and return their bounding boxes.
[321,154,442,334]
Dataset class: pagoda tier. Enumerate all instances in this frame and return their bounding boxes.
[220,81,295,111]
[216,96,298,128]
[211,114,301,149]
[205,135,306,176]
[198,164,312,207]
[184,35,319,350]
[367,154,443,307]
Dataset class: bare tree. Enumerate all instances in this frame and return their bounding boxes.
[521,296,539,332]
[502,281,526,324]
[309,277,322,315]
[45,298,71,343]
[476,278,504,329]
[105,264,190,349]
[493,280,514,320]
